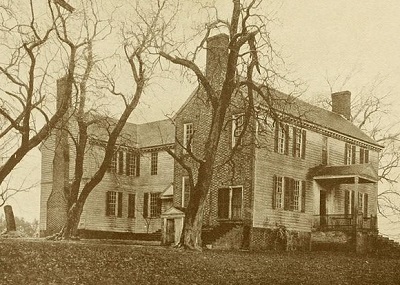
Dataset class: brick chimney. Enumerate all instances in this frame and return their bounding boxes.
[331,91,351,120]
[206,34,229,88]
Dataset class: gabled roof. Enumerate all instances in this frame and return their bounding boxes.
[311,164,379,183]
[174,84,382,149]
[137,119,175,147]
[267,90,382,148]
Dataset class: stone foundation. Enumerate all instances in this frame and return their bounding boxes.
[251,227,311,251]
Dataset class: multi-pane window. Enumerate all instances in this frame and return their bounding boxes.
[273,175,305,212]
[108,148,140,176]
[274,122,289,154]
[118,151,124,175]
[143,192,161,218]
[150,152,158,175]
[345,143,356,165]
[292,180,300,211]
[106,191,122,217]
[128,194,135,218]
[182,176,191,207]
[292,127,306,158]
[344,190,354,216]
[232,114,244,147]
[217,186,243,220]
[360,147,370,164]
[322,136,328,165]
[126,152,140,176]
[183,123,194,153]
[274,176,284,209]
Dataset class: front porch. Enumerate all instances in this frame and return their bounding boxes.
[313,213,377,232]
[310,164,379,233]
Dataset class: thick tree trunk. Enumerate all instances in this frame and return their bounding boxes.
[4,205,16,232]
[62,201,84,239]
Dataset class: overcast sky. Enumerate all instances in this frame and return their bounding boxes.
[5,0,400,236]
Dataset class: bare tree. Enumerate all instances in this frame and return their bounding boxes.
[57,0,174,239]
[0,0,80,193]
[317,73,400,221]
[159,0,299,249]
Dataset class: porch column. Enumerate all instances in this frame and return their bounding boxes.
[353,176,359,230]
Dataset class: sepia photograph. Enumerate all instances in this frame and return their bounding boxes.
[1,0,400,284]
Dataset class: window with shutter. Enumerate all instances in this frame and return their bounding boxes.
[106,191,122,217]
[322,136,328,165]
[275,122,288,155]
[128,194,135,218]
[274,176,284,209]
[364,193,368,217]
[117,192,123,217]
[301,181,306,212]
[118,151,124,175]
[135,154,140,176]
[143,193,149,218]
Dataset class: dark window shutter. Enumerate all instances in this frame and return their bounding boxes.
[301,181,306,213]
[128,194,135,218]
[117,192,123,217]
[351,145,356,164]
[344,143,348,164]
[136,154,140,176]
[274,122,279,153]
[365,150,369,163]
[106,191,111,216]
[284,124,289,155]
[272,175,277,209]
[218,188,230,219]
[351,191,355,215]
[156,193,161,217]
[284,177,290,210]
[344,190,349,216]
[292,127,297,157]
[126,152,131,176]
[364,194,368,216]
[118,151,123,174]
[143,192,149,218]
[301,130,306,159]
[360,148,365,164]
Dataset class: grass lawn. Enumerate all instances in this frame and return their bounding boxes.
[1,239,399,285]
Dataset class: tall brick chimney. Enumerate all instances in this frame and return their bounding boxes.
[46,77,70,236]
[206,34,229,88]
[331,91,351,120]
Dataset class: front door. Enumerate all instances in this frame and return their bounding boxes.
[320,191,327,226]
[166,219,175,245]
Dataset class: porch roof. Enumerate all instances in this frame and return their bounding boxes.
[160,183,174,199]
[312,164,378,184]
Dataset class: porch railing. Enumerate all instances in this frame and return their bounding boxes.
[313,214,377,231]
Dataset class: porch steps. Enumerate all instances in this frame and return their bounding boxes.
[212,225,244,250]
[202,223,240,247]
[373,234,400,257]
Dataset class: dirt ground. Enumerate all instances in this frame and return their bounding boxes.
[1,238,399,284]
